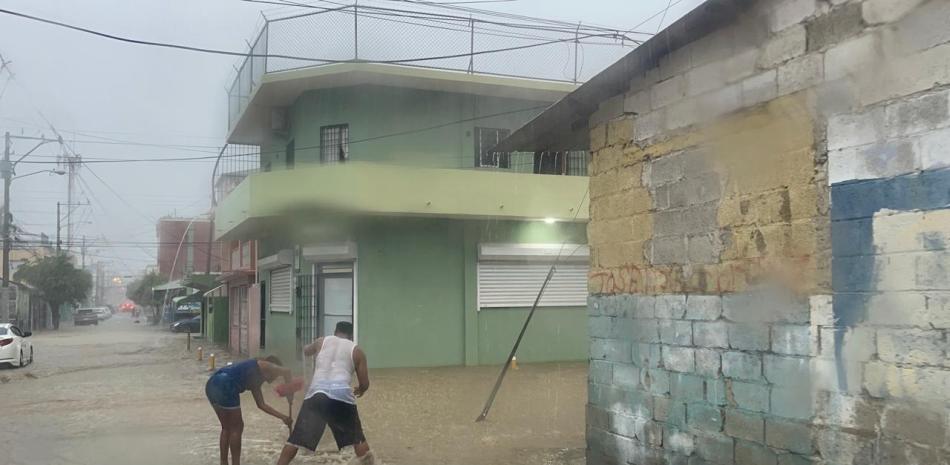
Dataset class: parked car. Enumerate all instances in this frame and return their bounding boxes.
[74,308,99,326]
[94,308,111,321]
[0,323,33,367]
[170,316,200,333]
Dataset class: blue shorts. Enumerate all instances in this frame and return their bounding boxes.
[206,372,241,410]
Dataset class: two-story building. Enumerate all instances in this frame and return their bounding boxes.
[211,7,615,369]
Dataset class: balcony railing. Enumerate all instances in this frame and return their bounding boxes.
[226,3,637,129]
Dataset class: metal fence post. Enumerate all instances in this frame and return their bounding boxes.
[468,16,474,74]
[354,3,359,60]
[573,22,581,84]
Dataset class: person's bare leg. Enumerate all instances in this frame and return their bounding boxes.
[213,407,230,465]
[225,410,244,465]
[354,441,370,457]
[276,444,299,465]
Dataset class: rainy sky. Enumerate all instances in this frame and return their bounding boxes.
[0,0,704,277]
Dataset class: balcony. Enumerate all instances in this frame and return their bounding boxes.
[226,3,634,135]
[213,162,589,241]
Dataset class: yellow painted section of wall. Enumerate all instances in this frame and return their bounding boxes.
[587,94,830,295]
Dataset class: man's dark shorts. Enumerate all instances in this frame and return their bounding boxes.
[288,393,365,451]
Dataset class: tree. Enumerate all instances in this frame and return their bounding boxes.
[126,272,166,324]
[14,254,92,329]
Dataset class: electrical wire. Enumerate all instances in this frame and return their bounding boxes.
[0,7,628,66]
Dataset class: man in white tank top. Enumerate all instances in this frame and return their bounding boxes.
[276,322,374,465]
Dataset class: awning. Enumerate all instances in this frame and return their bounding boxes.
[203,285,226,297]
[172,293,202,304]
[152,279,186,292]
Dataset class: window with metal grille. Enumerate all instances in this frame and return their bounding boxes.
[320,124,349,163]
[533,151,589,176]
[478,262,589,308]
[475,127,511,168]
[269,266,292,313]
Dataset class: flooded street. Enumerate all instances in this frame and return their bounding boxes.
[0,315,585,465]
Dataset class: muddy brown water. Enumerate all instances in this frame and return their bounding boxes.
[0,316,586,465]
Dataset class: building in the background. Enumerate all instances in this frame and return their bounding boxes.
[156,216,223,280]
[498,0,950,463]
[9,244,53,279]
[209,5,611,368]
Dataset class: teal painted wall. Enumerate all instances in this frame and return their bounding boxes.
[262,85,547,171]
[258,218,587,369]
[206,296,230,346]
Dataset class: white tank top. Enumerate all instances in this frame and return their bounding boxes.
[305,335,357,404]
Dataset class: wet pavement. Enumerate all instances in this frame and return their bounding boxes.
[0,315,585,465]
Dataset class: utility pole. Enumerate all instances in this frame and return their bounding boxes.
[2,132,11,323]
[81,235,86,269]
[56,202,61,252]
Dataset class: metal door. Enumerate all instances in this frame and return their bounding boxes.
[317,264,353,337]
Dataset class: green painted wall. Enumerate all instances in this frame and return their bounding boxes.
[207,296,230,346]
[258,216,587,369]
[265,85,548,171]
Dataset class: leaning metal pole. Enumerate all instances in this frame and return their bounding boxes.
[475,265,556,422]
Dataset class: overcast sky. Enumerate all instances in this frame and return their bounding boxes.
[0,0,704,278]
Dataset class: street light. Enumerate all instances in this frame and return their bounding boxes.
[12,169,66,181]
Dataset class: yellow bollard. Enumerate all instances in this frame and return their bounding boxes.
[208,353,216,372]
[511,356,519,370]
[197,347,203,361]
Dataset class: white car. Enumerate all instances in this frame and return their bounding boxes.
[0,323,33,368]
[94,307,111,321]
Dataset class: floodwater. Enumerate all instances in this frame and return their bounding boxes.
[0,315,585,465]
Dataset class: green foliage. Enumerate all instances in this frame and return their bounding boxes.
[126,271,166,308]
[14,254,93,328]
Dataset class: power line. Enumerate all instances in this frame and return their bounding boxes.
[0,7,626,66]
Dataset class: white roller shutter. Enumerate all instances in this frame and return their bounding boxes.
[478,262,588,308]
[270,266,293,313]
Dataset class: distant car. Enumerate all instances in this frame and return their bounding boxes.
[170,316,200,333]
[0,323,33,367]
[74,308,99,326]
[120,301,135,313]
[94,308,111,321]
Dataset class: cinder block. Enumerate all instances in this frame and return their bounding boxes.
[877,328,944,365]
[666,426,696,456]
[858,42,950,107]
[686,60,727,98]
[633,343,663,369]
[771,325,812,355]
[659,319,694,346]
[763,355,810,387]
[687,403,724,433]
[735,440,777,465]
[758,25,807,68]
[723,48,759,84]
[768,0,817,33]
[590,93,624,128]
[918,127,950,170]
[825,33,878,81]
[863,0,926,24]
[806,2,864,52]
[654,395,671,422]
[829,140,919,184]
[653,75,687,110]
[863,361,950,402]
[881,0,950,55]
[730,381,770,413]
[613,364,641,390]
[634,109,666,142]
[827,107,884,151]
[663,345,697,373]
[668,401,688,429]
[741,70,778,107]
[814,391,881,431]
[696,83,742,117]
[723,351,763,381]
[777,454,813,465]
[818,326,875,361]
[590,123,608,152]
[610,412,648,439]
[649,152,685,186]
[777,53,824,96]
[815,429,875,464]
[646,368,672,396]
[884,89,950,138]
[590,360,613,385]
[706,377,727,405]
[656,294,688,319]
[632,319,660,344]
[658,47,692,82]
[765,418,815,454]
[770,387,814,420]
[695,349,722,378]
[624,89,652,116]
[725,409,765,442]
[693,321,729,349]
[686,295,723,320]
[693,433,735,464]
[670,373,705,401]
[877,438,943,465]
[809,294,834,326]
[728,323,770,351]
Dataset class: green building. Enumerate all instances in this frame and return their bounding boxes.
[214,59,592,369]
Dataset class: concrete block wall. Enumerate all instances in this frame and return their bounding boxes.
[586,0,950,464]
